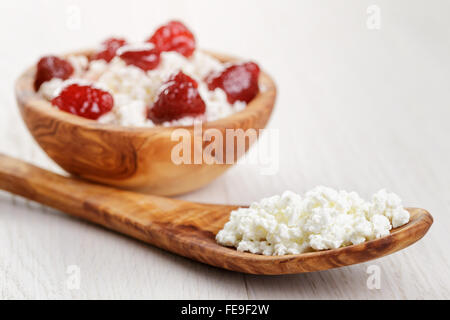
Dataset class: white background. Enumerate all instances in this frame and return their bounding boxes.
[0,0,449,299]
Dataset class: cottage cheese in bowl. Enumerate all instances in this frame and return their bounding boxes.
[34,21,260,127]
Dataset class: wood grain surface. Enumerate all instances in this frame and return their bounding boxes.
[0,0,449,299]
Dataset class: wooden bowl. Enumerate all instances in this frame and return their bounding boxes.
[14,52,276,196]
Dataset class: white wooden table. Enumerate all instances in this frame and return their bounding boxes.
[0,0,449,299]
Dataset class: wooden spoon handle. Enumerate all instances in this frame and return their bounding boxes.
[0,152,200,218]
[0,152,106,215]
[0,152,156,227]
[0,153,175,222]
[0,153,236,254]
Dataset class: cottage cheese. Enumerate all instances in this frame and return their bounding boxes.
[216,186,410,255]
[38,50,246,127]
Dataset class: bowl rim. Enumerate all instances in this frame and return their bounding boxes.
[15,49,277,134]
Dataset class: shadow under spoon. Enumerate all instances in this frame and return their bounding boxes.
[0,153,433,275]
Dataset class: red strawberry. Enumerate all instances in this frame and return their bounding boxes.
[92,37,127,62]
[148,21,195,58]
[119,47,160,71]
[206,62,260,104]
[148,71,206,123]
[34,56,74,91]
[51,84,113,120]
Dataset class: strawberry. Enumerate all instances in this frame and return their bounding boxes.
[34,56,74,91]
[206,62,260,104]
[119,47,160,71]
[148,71,206,123]
[92,37,127,62]
[148,21,195,58]
[51,84,113,120]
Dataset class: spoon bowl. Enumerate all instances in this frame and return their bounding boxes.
[15,51,276,196]
[0,154,433,275]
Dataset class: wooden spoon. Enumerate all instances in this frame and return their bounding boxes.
[0,154,433,275]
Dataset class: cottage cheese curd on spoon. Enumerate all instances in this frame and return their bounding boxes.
[216,186,410,255]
